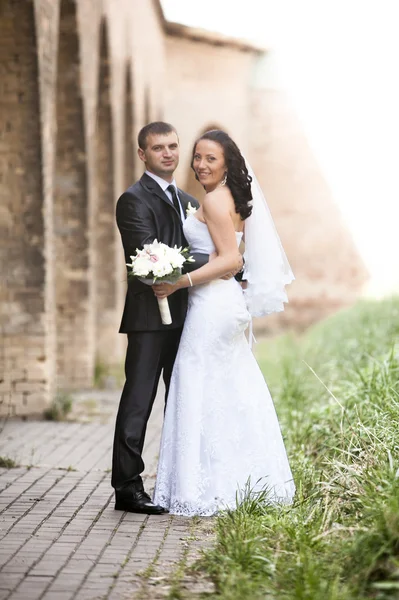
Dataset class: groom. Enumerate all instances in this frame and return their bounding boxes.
[112,122,213,514]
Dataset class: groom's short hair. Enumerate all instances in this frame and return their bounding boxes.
[138,122,178,150]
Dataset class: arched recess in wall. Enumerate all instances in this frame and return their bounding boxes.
[95,19,117,360]
[184,124,226,201]
[0,0,45,412]
[54,0,90,390]
[124,64,134,188]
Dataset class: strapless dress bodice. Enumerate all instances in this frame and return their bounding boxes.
[183,214,243,254]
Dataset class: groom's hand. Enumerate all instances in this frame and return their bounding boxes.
[209,251,243,280]
[220,252,243,280]
[235,252,244,274]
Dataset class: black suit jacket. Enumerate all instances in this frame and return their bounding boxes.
[116,173,208,332]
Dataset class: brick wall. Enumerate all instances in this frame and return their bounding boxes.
[54,0,91,389]
[0,0,49,416]
[0,0,367,416]
[0,0,167,415]
[94,20,118,362]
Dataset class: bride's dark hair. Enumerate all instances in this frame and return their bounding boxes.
[191,130,253,220]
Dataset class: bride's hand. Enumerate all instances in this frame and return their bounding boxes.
[153,281,179,299]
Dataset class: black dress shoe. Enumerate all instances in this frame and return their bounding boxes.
[115,489,168,515]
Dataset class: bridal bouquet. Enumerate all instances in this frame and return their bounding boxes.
[127,240,194,325]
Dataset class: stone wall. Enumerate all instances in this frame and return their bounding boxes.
[0,0,167,416]
[1,0,51,415]
[0,1,367,416]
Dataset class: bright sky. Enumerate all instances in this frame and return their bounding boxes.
[161,0,399,296]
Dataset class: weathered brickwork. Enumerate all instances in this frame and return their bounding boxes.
[55,0,91,389]
[0,0,49,416]
[95,21,119,361]
[0,0,367,416]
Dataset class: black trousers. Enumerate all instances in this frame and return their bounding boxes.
[111,328,182,493]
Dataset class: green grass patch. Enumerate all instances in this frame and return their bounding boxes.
[199,297,399,599]
[0,456,19,469]
[44,393,73,421]
[94,359,124,389]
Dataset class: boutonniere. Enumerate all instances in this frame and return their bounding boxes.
[186,202,197,217]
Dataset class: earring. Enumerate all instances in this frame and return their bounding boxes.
[220,172,227,187]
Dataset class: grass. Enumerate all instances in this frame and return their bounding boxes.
[43,393,73,421]
[94,359,124,389]
[198,296,399,599]
[0,456,19,469]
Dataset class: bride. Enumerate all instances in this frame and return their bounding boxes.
[153,129,295,516]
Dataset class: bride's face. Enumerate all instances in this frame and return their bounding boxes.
[192,140,227,192]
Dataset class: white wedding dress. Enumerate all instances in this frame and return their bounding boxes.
[153,215,295,516]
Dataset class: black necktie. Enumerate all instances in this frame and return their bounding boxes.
[167,184,183,218]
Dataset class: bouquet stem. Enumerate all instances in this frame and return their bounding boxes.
[157,297,172,325]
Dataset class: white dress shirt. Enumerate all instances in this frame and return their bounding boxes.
[145,170,185,221]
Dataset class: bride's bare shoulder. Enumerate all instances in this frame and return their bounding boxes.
[203,187,234,214]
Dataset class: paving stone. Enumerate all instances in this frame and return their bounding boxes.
[0,390,209,599]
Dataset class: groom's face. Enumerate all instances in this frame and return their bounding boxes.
[138,132,180,180]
